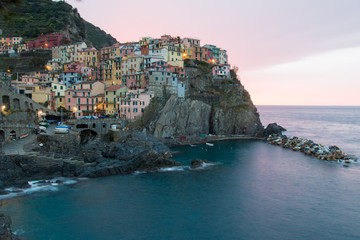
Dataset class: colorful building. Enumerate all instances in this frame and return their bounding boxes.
[79,48,101,68]
[117,89,153,120]
[212,65,231,79]
[27,32,70,49]
[121,55,144,75]
[104,85,128,115]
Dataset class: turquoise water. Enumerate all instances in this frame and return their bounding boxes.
[1,106,360,239]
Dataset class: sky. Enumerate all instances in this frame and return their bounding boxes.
[67,0,360,106]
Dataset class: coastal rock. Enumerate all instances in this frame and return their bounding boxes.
[266,134,357,162]
[0,131,182,190]
[191,159,212,168]
[101,132,169,160]
[263,123,287,137]
[0,214,21,240]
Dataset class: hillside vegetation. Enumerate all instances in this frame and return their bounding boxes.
[0,0,117,49]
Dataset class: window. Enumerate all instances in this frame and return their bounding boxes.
[54,85,57,89]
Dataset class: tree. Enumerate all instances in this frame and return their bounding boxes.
[0,0,24,20]
[0,0,23,11]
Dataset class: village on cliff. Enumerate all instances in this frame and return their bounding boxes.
[0,32,230,120]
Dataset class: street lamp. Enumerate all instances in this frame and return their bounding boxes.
[38,110,43,119]
[73,107,77,119]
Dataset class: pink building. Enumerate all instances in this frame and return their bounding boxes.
[122,73,146,90]
[168,65,186,78]
[117,90,153,120]
[65,81,104,118]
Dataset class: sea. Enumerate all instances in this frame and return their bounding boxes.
[1,105,360,240]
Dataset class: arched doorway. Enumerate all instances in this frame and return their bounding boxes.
[2,95,10,110]
[9,130,16,141]
[0,130,5,142]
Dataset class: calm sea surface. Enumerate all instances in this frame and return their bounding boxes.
[1,106,360,240]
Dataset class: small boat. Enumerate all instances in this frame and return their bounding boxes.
[56,124,71,130]
[190,144,198,147]
[19,133,29,139]
[54,126,70,134]
[206,143,214,146]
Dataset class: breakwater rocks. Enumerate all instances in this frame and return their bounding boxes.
[267,134,358,162]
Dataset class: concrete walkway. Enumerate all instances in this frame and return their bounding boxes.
[2,134,37,155]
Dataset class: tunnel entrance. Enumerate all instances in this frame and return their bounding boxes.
[79,129,98,145]
[0,130,5,142]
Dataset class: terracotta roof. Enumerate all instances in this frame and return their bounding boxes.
[105,85,125,91]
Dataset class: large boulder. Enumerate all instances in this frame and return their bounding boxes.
[191,159,212,168]
[263,123,287,137]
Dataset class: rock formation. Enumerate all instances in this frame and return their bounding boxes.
[263,123,287,137]
[149,97,212,138]
[144,61,263,138]
[190,159,213,169]
[0,132,180,190]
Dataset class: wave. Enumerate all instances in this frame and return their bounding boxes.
[158,166,185,172]
[0,177,80,200]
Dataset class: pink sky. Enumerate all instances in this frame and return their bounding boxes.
[67,0,360,106]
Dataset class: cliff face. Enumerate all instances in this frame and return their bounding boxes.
[144,61,263,137]
[149,97,212,137]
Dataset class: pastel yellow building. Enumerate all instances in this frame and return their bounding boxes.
[31,86,53,109]
[182,47,194,60]
[164,44,184,67]
[79,48,101,68]
[105,85,128,115]
[121,55,143,75]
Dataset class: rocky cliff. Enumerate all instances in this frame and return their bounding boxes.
[143,61,263,137]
